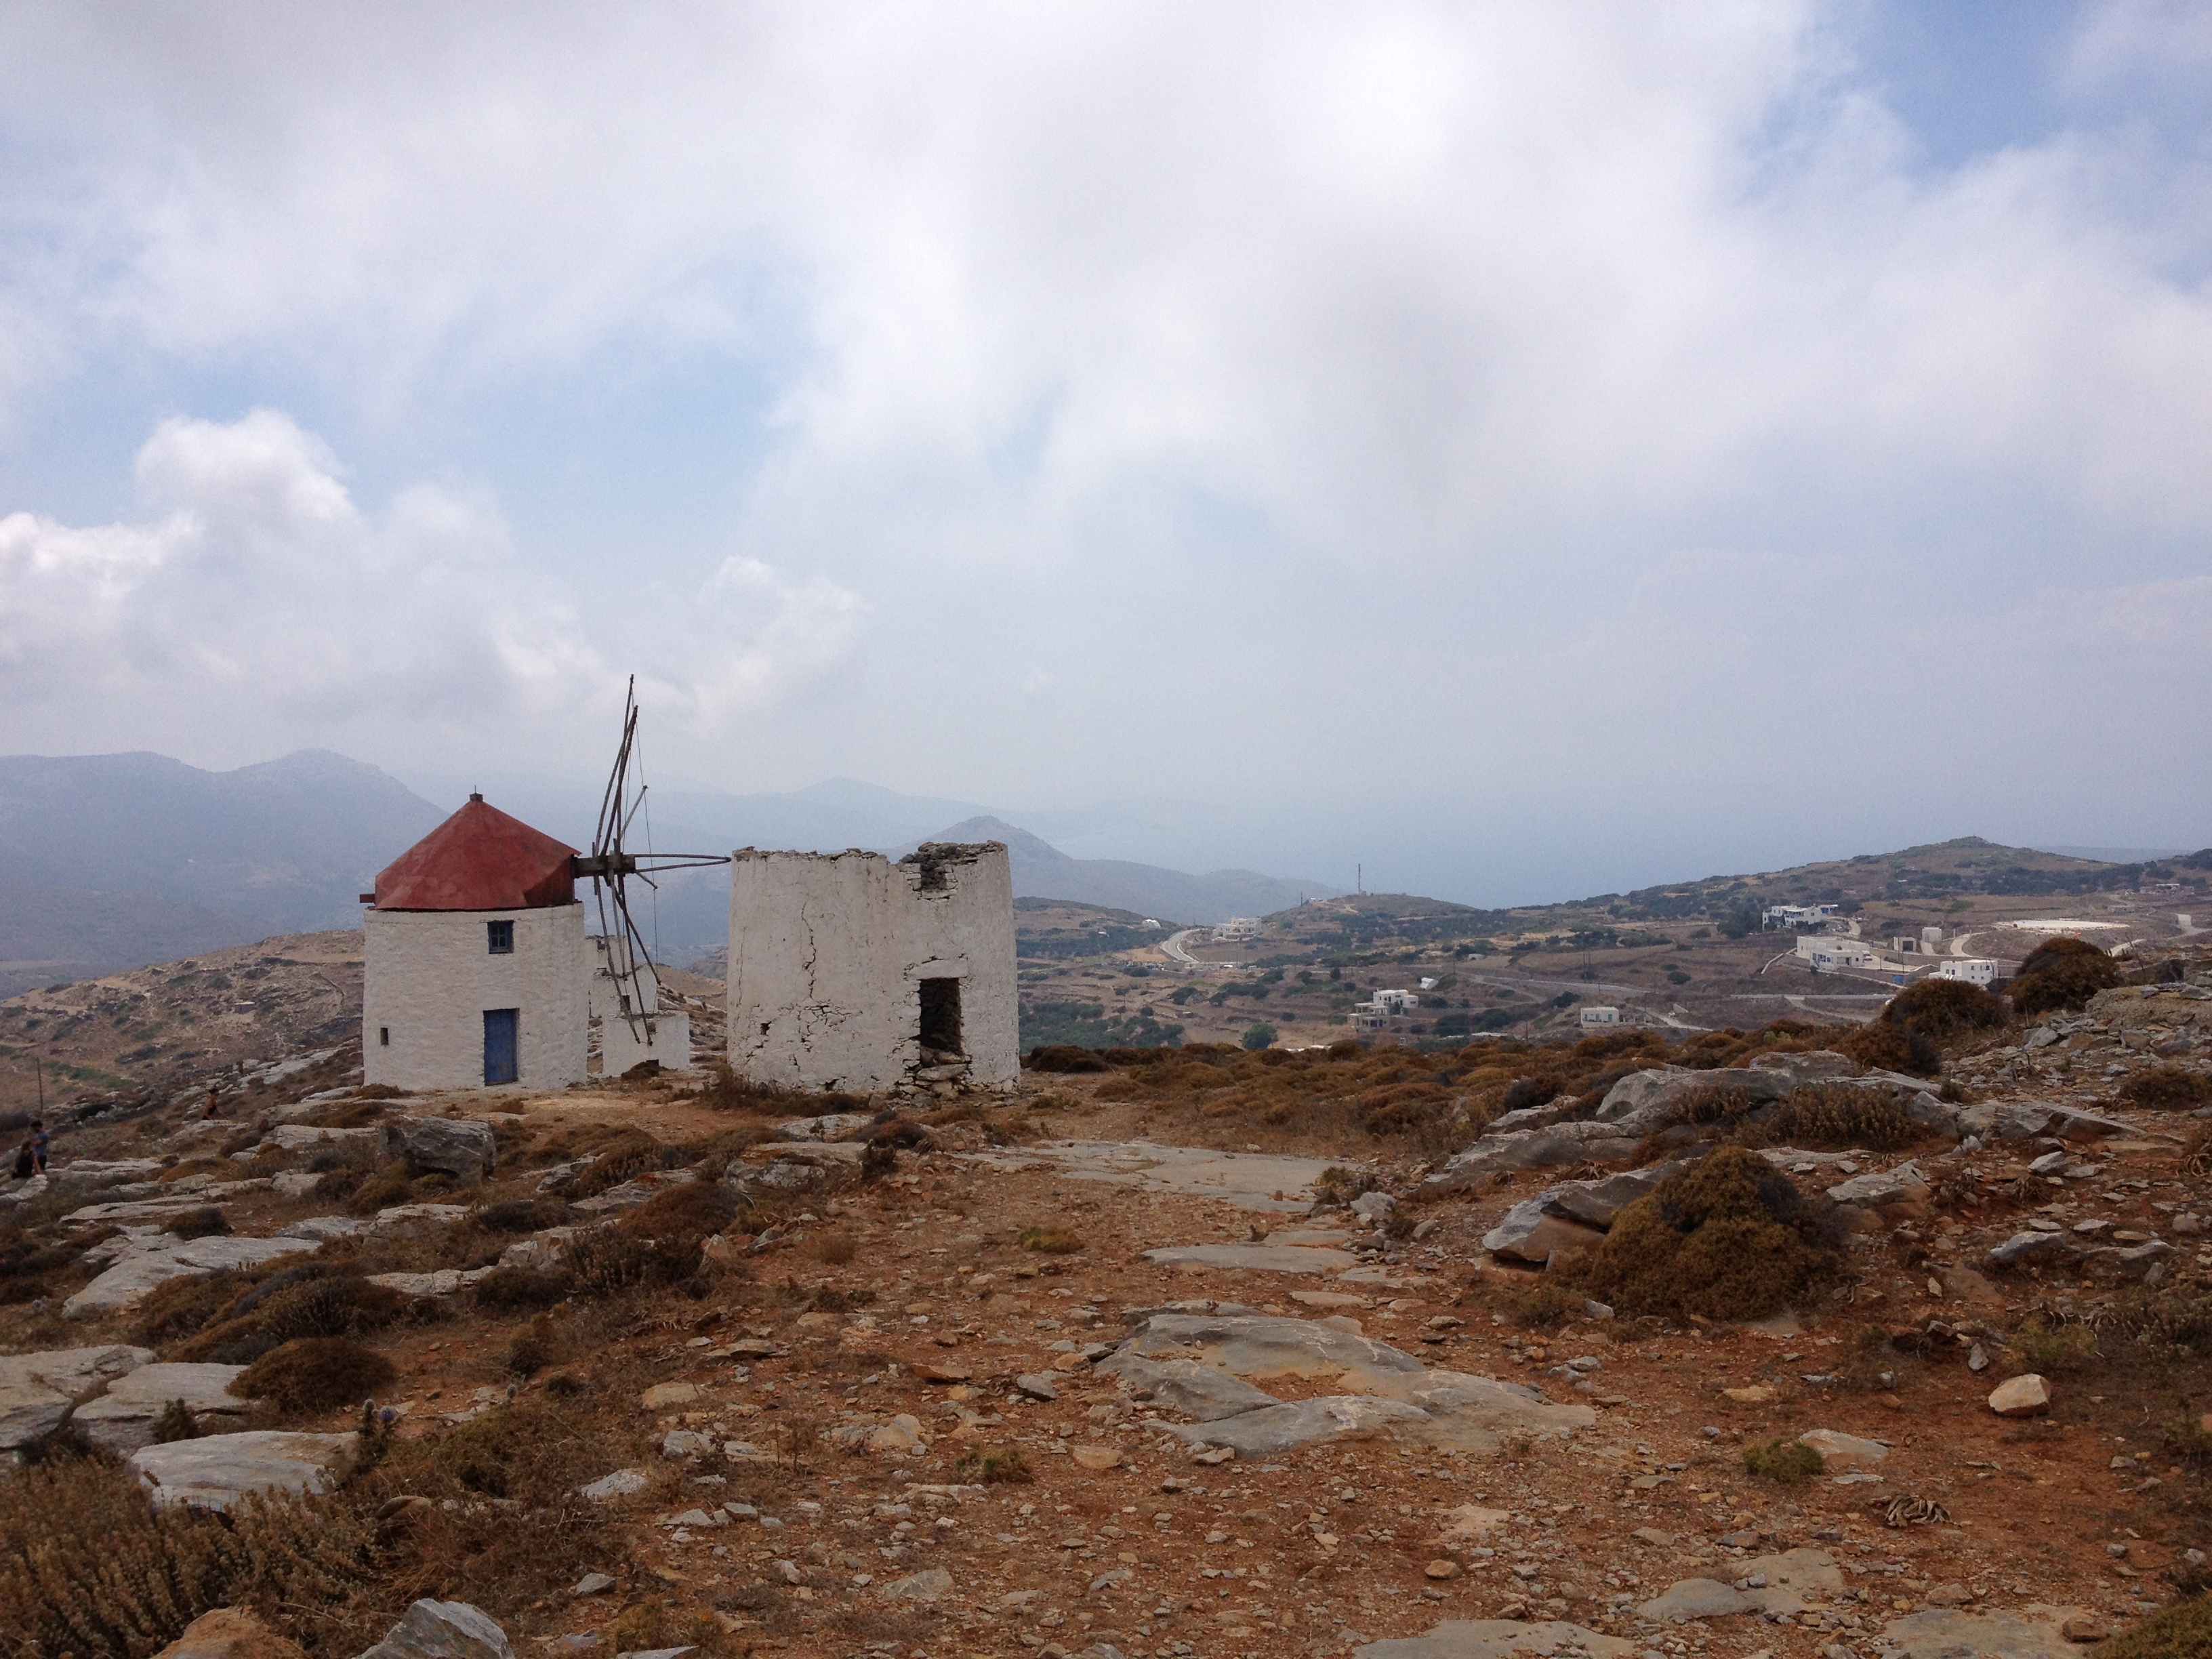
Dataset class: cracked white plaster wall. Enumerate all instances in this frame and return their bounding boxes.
[724,843,1017,1093]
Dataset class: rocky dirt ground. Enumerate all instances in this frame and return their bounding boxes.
[3,958,2212,1659]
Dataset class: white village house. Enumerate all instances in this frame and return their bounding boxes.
[360,794,689,1090]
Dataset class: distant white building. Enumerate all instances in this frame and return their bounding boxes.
[1578,1006,1620,1028]
[1804,939,1875,974]
[1765,903,1839,930]
[1372,988,1419,1015]
[1211,917,1261,942]
[1351,1010,1391,1035]
[1938,958,2000,988]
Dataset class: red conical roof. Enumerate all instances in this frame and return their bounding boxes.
[372,796,577,911]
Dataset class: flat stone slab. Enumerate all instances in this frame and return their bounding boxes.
[1736,1548,1845,1614]
[65,1235,314,1318]
[75,1362,249,1452]
[1143,1244,1359,1274]
[1798,1429,1887,1469]
[279,1215,373,1242]
[1355,1620,1636,1659]
[47,1158,167,1188]
[130,1429,355,1511]
[369,1268,495,1298]
[1878,1608,2089,1659]
[1153,1393,1432,1456]
[1092,1353,1284,1421]
[1269,1230,1351,1246]
[372,1203,473,1235]
[1481,1202,1608,1265]
[1637,1579,1750,1622]
[356,1599,514,1659]
[958,1139,1356,1212]
[268,1124,379,1151]
[771,1112,878,1142]
[1121,1313,1426,1385]
[0,1345,153,1450]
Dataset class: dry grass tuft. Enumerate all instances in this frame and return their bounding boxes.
[953,1444,1034,1483]
[1742,1437,1824,1483]
[810,1231,857,1265]
[1016,1226,1083,1254]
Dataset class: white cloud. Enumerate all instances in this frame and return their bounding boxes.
[0,411,861,755]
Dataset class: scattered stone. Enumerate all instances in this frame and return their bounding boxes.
[1988,1375,2051,1417]
[570,1573,617,1598]
[1070,1444,1123,1471]
[1015,1374,1061,1401]
[354,1599,514,1659]
[378,1117,497,1179]
[129,1430,354,1512]
[1424,1559,1462,1580]
[577,1469,649,1500]
[2060,1616,2110,1643]
[1479,1202,1607,1266]
[1824,1163,1931,1208]
[641,1382,699,1410]
[1988,1232,2078,1267]
[875,1567,954,1603]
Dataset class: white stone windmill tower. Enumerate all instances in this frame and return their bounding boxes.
[361,680,729,1089]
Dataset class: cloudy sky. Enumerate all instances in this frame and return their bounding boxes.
[1,1,2207,903]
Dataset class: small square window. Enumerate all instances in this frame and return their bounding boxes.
[487,920,514,954]
[379,1027,390,1046]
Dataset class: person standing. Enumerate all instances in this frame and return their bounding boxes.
[27,1119,49,1174]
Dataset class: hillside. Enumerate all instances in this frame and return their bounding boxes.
[922,815,1334,922]
[0,750,447,983]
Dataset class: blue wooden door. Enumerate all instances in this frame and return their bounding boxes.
[483,1008,520,1084]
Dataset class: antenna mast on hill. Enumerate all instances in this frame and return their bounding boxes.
[572,676,731,1038]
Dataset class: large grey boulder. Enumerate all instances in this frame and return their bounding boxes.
[64,1235,314,1319]
[354,1599,514,1659]
[1479,1202,1605,1267]
[0,1345,152,1452]
[269,1124,380,1153]
[1354,1620,1635,1659]
[1479,1164,1685,1263]
[1746,1050,1862,1085]
[73,1361,249,1453]
[1418,1123,1643,1194]
[1092,1353,1283,1420]
[47,1158,167,1189]
[1735,1548,1845,1614]
[1989,1231,2080,1267]
[1824,1161,1931,1208]
[1594,1066,1792,1134]
[130,1429,355,1511]
[380,1117,497,1179]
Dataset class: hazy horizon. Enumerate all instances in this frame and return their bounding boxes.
[3,3,2207,901]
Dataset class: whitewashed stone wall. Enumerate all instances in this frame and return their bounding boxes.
[726,842,1017,1094]
[589,935,691,1074]
[363,903,587,1090]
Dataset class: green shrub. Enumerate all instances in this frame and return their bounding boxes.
[1742,1438,1823,1483]
[1241,1023,1277,1051]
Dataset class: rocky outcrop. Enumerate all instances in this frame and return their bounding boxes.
[64,1234,314,1319]
[0,1345,153,1454]
[354,1600,514,1659]
[73,1361,249,1452]
[129,1429,355,1512]
[379,1117,497,1179]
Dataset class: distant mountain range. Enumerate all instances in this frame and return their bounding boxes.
[0,751,1336,993]
[0,750,449,996]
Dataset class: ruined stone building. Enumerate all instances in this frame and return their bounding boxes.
[725,841,1017,1096]
[590,932,690,1076]
[361,795,588,1090]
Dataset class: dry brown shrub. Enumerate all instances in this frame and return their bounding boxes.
[2116,1065,2212,1111]
[1017,1226,1082,1254]
[1881,978,2009,1044]
[231,1337,397,1414]
[2011,936,2122,1017]
[173,1269,407,1365]
[1562,1145,1843,1322]
[1757,1084,1926,1151]
[810,1231,857,1265]
[1836,1019,1939,1077]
